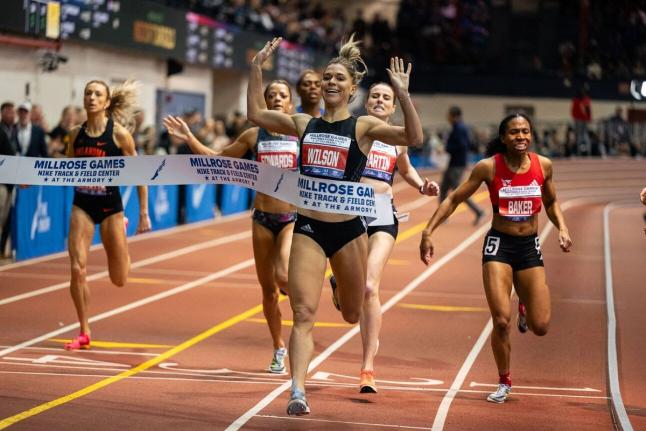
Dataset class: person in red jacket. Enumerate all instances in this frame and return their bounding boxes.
[571,87,592,155]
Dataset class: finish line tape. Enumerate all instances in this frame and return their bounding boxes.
[0,155,393,225]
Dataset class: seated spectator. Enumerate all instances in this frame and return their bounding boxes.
[49,106,77,158]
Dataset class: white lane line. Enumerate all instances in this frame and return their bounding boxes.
[0,259,254,358]
[0,345,158,357]
[431,196,613,431]
[603,202,634,431]
[0,370,613,400]
[0,211,250,272]
[469,381,601,392]
[254,415,433,430]
[225,223,492,431]
[0,231,251,306]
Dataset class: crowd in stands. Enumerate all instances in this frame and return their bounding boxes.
[155,0,646,88]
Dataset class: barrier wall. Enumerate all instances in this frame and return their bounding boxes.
[11,183,248,261]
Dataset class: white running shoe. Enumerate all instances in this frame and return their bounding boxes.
[268,347,287,374]
[487,383,511,403]
[287,389,310,416]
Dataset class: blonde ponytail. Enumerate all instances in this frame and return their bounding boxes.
[329,33,367,86]
[107,80,139,132]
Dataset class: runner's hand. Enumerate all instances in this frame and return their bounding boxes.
[420,178,439,196]
[558,229,572,252]
[162,116,191,142]
[137,213,152,234]
[252,38,281,67]
[640,186,646,205]
[419,230,434,265]
[386,57,412,95]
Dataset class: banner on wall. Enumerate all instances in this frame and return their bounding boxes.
[12,186,66,260]
[185,183,216,222]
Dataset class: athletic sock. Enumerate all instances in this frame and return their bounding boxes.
[499,372,511,387]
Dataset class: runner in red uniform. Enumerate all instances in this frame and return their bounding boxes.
[419,113,572,403]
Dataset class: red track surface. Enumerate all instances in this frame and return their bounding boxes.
[0,159,644,430]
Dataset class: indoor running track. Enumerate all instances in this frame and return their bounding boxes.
[0,158,644,431]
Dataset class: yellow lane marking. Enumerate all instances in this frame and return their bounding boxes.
[0,189,487,427]
[246,318,353,328]
[386,259,409,266]
[398,303,489,313]
[126,277,172,285]
[48,339,174,349]
[0,303,271,429]
[395,190,489,243]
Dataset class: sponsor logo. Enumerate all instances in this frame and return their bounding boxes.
[274,173,284,193]
[502,179,512,187]
[96,141,107,147]
[121,186,134,207]
[30,187,51,240]
[154,186,169,222]
[151,159,167,180]
[191,184,208,208]
[300,224,314,233]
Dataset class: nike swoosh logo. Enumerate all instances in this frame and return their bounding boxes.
[97,141,107,147]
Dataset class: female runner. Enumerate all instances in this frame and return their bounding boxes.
[331,82,439,393]
[65,80,151,350]
[419,113,572,403]
[247,36,424,415]
[163,80,298,373]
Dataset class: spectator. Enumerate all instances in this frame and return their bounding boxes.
[0,120,16,259]
[0,102,18,257]
[16,102,48,157]
[571,87,592,155]
[132,109,156,155]
[30,104,50,133]
[439,106,484,225]
[49,106,77,158]
[605,106,635,157]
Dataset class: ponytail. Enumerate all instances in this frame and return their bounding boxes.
[107,80,139,132]
[328,33,367,87]
[485,137,506,157]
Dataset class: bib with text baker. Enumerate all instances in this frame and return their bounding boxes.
[488,152,544,222]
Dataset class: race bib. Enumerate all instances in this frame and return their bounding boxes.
[498,183,542,219]
[363,141,397,182]
[301,133,351,179]
[257,140,298,170]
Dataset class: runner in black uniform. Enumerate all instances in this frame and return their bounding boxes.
[247,35,424,415]
[163,80,298,373]
[64,80,151,350]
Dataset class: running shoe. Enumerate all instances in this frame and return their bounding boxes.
[486,383,511,403]
[64,333,91,350]
[287,389,310,416]
[268,347,287,374]
[329,275,341,311]
[517,302,528,334]
[359,369,378,393]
